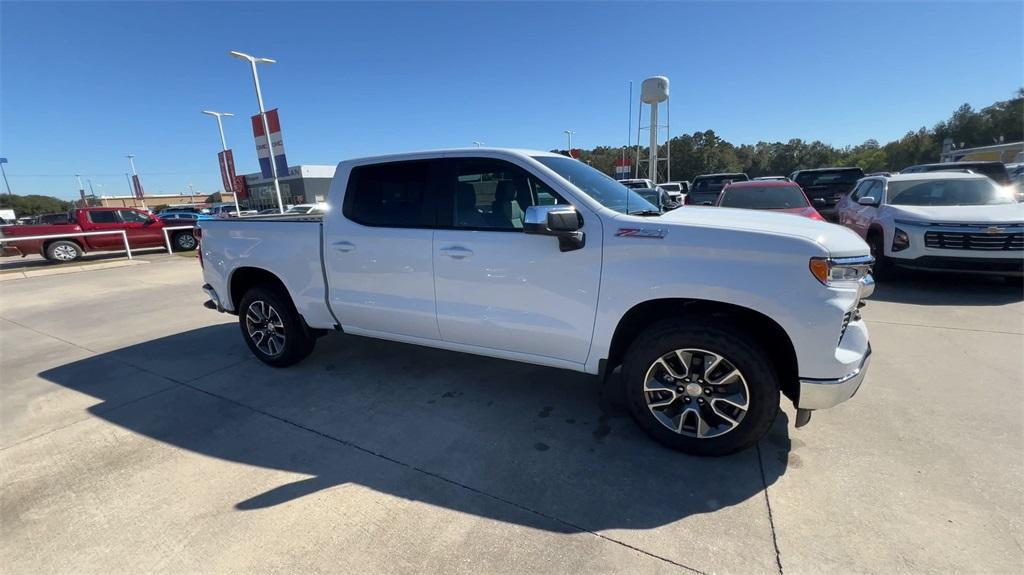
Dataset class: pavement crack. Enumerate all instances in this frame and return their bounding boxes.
[757,442,784,575]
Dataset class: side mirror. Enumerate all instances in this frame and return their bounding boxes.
[857,196,879,207]
[524,205,585,252]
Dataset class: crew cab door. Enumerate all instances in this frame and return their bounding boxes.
[847,180,882,237]
[323,159,442,340]
[432,156,601,365]
[117,209,165,247]
[78,209,125,249]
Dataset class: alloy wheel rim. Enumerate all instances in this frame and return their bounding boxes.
[177,234,196,249]
[643,348,750,439]
[245,300,286,357]
[53,245,77,260]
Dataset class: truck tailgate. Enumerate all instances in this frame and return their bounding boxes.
[199,219,336,329]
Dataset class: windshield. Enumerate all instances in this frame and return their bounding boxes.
[719,185,809,209]
[927,164,1010,185]
[888,178,1014,206]
[534,156,659,214]
[692,175,747,194]
[794,169,864,187]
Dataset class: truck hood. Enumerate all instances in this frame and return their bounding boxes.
[885,203,1024,225]
[654,206,869,257]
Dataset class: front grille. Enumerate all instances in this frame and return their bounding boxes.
[924,231,1023,251]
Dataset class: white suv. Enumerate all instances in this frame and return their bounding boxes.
[835,172,1023,278]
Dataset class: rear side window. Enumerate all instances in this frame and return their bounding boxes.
[345,160,437,228]
[87,210,118,224]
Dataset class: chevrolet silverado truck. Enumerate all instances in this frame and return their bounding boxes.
[0,207,198,262]
[199,149,875,456]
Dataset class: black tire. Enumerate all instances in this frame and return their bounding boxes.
[238,284,316,367]
[45,240,83,263]
[868,232,893,280]
[173,230,198,251]
[623,319,780,456]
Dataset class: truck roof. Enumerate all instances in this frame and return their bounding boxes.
[338,148,565,166]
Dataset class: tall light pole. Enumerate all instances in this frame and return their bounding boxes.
[0,158,12,195]
[473,141,484,147]
[76,174,86,208]
[202,110,240,214]
[564,130,575,157]
[229,50,285,213]
[126,154,147,210]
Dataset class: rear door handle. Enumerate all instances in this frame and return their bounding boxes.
[440,246,473,259]
[332,241,356,253]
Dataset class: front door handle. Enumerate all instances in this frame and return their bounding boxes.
[332,241,356,253]
[440,246,473,259]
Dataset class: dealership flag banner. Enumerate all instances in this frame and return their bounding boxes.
[131,174,145,199]
[251,109,288,179]
[218,149,237,192]
[614,159,632,180]
[233,175,249,200]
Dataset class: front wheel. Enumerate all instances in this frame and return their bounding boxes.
[238,285,316,367]
[623,320,780,456]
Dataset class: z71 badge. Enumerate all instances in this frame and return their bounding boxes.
[616,228,667,239]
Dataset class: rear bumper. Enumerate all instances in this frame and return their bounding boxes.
[892,255,1023,276]
[798,345,871,410]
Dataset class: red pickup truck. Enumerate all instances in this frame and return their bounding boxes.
[0,207,198,262]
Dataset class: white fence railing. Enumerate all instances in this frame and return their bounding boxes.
[161,225,197,254]
[0,230,132,259]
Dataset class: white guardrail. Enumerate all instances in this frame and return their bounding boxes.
[0,225,199,262]
[0,230,133,259]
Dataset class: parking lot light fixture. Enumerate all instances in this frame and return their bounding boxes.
[228,50,284,214]
[202,110,240,214]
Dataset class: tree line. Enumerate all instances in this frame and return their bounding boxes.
[565,89,1023,181]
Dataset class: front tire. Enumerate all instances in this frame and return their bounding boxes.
[238,284,316,367]
[45,240,82,262]
[623,319,780,456]
[869,232,893,280]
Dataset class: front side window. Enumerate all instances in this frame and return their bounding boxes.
[452,158,563,230]
[887,178,1013,206]
[344,160,436,228]
[534,156,657,215]
[118,210,150,223]
[87,210,118,224]
[860,181,882,202]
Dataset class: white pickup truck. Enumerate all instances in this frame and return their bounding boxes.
[199,149,875,456]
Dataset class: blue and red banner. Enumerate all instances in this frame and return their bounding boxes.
[131,175,145,199]
[251,109,288,179]
[614,159,632,180]
[218,149,237,193]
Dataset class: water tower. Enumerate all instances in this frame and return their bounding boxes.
[635,76,670,183]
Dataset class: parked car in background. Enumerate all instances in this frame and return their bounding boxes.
[284,203,328,215]
[199,148,875,456]
[0,207,198,261]
[632,187,679,212]
[901,161,1011,185]
[619,178,655,190]
[658,181,689,204]
[789,167,866,220]
[753,176,789,181]
[158,211,215,223]
[835,172,1022,279]
[689,173,749,205]
[258,208,282,215]
[716,181,824,221]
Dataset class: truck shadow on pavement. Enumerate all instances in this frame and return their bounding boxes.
[870,273,1022,306]
[40,323,792,534]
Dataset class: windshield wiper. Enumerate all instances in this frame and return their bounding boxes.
[629,209,662,216]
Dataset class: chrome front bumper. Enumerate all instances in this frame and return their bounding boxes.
[798,345,872,410]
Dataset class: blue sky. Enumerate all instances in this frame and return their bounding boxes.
[2,1,1021,200]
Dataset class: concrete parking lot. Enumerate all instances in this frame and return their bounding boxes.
[1,255,1021,574]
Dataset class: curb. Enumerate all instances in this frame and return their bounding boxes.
[0,259,150,282]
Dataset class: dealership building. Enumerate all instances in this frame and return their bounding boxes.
[240,165,336,211]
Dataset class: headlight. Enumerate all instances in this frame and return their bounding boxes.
[892,228,909,251]
[809,256,874,287]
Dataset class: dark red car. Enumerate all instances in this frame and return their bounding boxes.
[715,180,825,220]
[0,207,198,262]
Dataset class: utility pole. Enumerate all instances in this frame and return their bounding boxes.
[76,174,86,208]
[564,130,575,156]
[201,110,240,214]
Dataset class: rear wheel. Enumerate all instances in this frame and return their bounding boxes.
[623,319,780,456]
[173,230,197,251]
[45,240,82,262]
[238,284,316,367]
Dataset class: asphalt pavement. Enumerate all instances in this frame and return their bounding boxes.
[1,255,1021,574]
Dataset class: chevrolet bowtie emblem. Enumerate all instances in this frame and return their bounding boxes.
[984,226,1005,234]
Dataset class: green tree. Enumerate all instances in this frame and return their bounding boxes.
[0,194,72,217]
